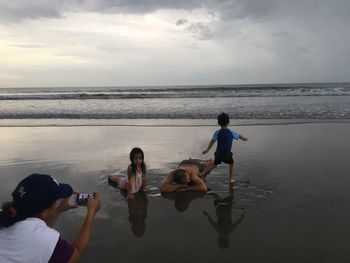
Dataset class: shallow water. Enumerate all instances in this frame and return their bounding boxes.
[0,122,350,262]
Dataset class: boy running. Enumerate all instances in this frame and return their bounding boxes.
[202,113,248,184]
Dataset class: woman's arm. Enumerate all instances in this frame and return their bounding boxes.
[67,193,100,263]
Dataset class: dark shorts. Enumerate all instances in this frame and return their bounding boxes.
[179,159,206,172]
[214,151,234,165]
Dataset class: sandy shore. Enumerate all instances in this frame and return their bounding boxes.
[0,121,349,263]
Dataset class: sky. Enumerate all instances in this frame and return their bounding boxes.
[0,0,349,87]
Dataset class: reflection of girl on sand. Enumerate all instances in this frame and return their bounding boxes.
[203,189,245,249]
[127,192,148,237]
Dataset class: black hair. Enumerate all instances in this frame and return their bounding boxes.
[131,221,146,237]
[0,200,49,228]
[174,196,190,212]
[129,147,146,177]
[173,169,187,184]
[0,202,15,228]
[217,112,230,126]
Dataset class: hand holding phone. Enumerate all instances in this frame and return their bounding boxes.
[69,193,96,206]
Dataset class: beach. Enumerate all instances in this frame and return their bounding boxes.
[0,120,349,262]
[1,0,349,260]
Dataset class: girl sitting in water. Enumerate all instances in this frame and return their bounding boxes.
[108,147,147,199]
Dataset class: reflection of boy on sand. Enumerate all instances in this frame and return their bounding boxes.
[160,159,216,193]
[203,190,244,249]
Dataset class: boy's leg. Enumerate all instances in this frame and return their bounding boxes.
[229,163,236,184]
[200,159,217,178]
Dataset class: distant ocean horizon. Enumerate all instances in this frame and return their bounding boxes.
[0,82,349,121]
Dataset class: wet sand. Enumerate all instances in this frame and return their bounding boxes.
[0,121,350,263]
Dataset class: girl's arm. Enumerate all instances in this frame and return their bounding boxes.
[127,166,134,199]
[141,172,147,192]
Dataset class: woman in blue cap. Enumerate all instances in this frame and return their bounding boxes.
[0,173,100,263]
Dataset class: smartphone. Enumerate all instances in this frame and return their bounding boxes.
[69,193,95,206]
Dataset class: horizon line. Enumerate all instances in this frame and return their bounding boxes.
[0,81,349,89]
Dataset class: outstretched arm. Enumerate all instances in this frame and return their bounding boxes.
[160,171,188,193]
[233,214,245,226]
[185,175,208,192]
[67,194,100,263]
[203,211,217,229]
[239,134,248,141]
[202,139,216,154]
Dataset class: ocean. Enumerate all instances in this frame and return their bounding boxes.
[0,83,349,122]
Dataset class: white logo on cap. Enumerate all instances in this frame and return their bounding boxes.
[51,176,59,186]
[18,186,26,197]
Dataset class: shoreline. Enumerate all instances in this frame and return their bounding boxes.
[0,118,349,128]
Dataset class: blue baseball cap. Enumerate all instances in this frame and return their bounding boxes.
[12,173,73,214]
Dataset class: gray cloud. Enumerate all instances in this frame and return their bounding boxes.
[187,22,215,40]
[91,0,201,14]
[176,19,188,26]
[1,0,350,25]
[0,1,63,22]
[0,0,202,22]
[1,0,350,85]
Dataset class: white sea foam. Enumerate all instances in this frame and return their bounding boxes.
[0,83,349,120]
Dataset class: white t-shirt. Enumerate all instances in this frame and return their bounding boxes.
[0,217,59,263]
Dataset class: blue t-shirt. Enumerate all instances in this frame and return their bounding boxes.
[212,128,240,154]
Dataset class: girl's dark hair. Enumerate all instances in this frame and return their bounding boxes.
[129,147,146,177]
[0,201,38,228]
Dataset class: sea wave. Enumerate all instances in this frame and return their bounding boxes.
[0,84,349,100]
[1,84,349,120]
[0,110,348,119]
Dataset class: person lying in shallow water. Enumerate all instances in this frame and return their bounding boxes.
[160,159,215,193]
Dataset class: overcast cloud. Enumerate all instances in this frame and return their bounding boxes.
[0,0,349,87]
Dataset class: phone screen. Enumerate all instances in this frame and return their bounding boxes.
[68,193,95,206]
[77,193,91,206]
